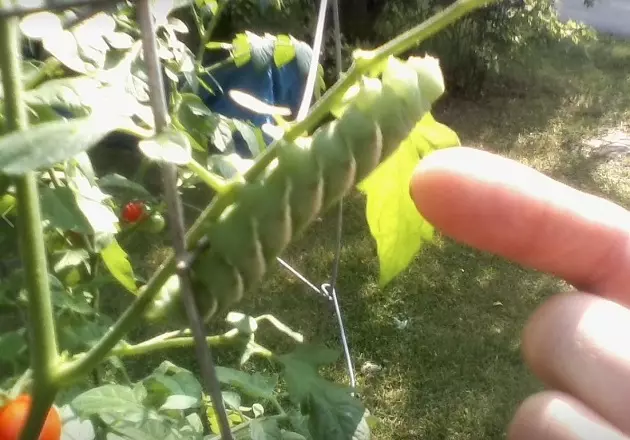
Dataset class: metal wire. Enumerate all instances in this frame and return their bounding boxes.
[283,0,358,391]
[295,0,328,122]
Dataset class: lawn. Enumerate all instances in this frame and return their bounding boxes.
[2,32,630,440]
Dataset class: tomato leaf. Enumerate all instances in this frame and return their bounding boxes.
[0,329,27,362]
[43,30,90,74]
[100,240,138,294]
[67,163,120,235]
[23,76,105,116]
[358,113,460,287]
[232,119,265,157]
[40,186,93,234]
[277,345,365,440]
[98,173,153,198]
[215,366,278,401]
[250,418,282,439]
[71,384,143,418]
[0,113,121,175]
[138,129,192,165]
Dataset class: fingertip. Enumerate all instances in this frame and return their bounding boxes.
[409,146,480,227]
[507,390,628,440]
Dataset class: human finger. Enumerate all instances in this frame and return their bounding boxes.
[508,390,629,440]
[410,147,630,304]
[522,291,630,434]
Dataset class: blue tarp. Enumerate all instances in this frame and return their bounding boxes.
[195,55,307,157]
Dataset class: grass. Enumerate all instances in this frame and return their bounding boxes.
[2,33,630,439]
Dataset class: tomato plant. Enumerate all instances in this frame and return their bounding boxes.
[0,0,485,438]
[0,395,61,440]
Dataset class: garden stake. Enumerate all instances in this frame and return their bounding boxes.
[135,1,234,439]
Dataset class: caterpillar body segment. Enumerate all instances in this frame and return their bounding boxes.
[192,251,241,320]
[366,84,417,157]
[248,171,294,263]
[335,106,383,184]
[311,122,357,211]
[207,197,267,292]
[270,139,325,236]
[145,55,444,324]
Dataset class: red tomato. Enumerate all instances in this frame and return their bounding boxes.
[121,201,146,223]
[0,395,61,440]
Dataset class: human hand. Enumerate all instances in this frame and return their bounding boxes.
[409,147,630,440]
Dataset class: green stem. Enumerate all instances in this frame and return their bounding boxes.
[196,0,230,64]
[0,8,60,440]
[186,159,228,194]
[199,57,234,75]
[105,332,256,358]
[54,0,496,386]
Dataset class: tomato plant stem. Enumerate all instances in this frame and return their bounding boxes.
[0,6,60,440]
[186,159,229,193]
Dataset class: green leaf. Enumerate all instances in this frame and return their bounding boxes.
[413,113,461,155]
[23,76,103,116]
[98,173,152,198]
[60,319,112,351]
[105,32,135,50]
[208,153,254,179]
[20,11,63,40]
[250,418,282,440]
[100,239,137,294]
[53,249,90,273]
[143,363,203,411]
[278,346,365,440]
[232,120,264,157]
[71,385,143,418]
[0,113,121,175]
[49,275,93,315]
[215,366,278,401]
[138,129,192,165]
[43,30,90,74]
[0,329,27,362]
[232,33,252,67]
[274,35,296,68]
[222,391,241,410]
[176,93,215,149]
[40,186,93,234]
[160,394,198,411]
[67,162,119,235]
[358,114,459,287]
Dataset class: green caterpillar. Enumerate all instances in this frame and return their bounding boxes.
[145,55,445,323]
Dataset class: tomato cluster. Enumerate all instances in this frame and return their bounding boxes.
[120,201,165,233]
[0,395,61,440]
